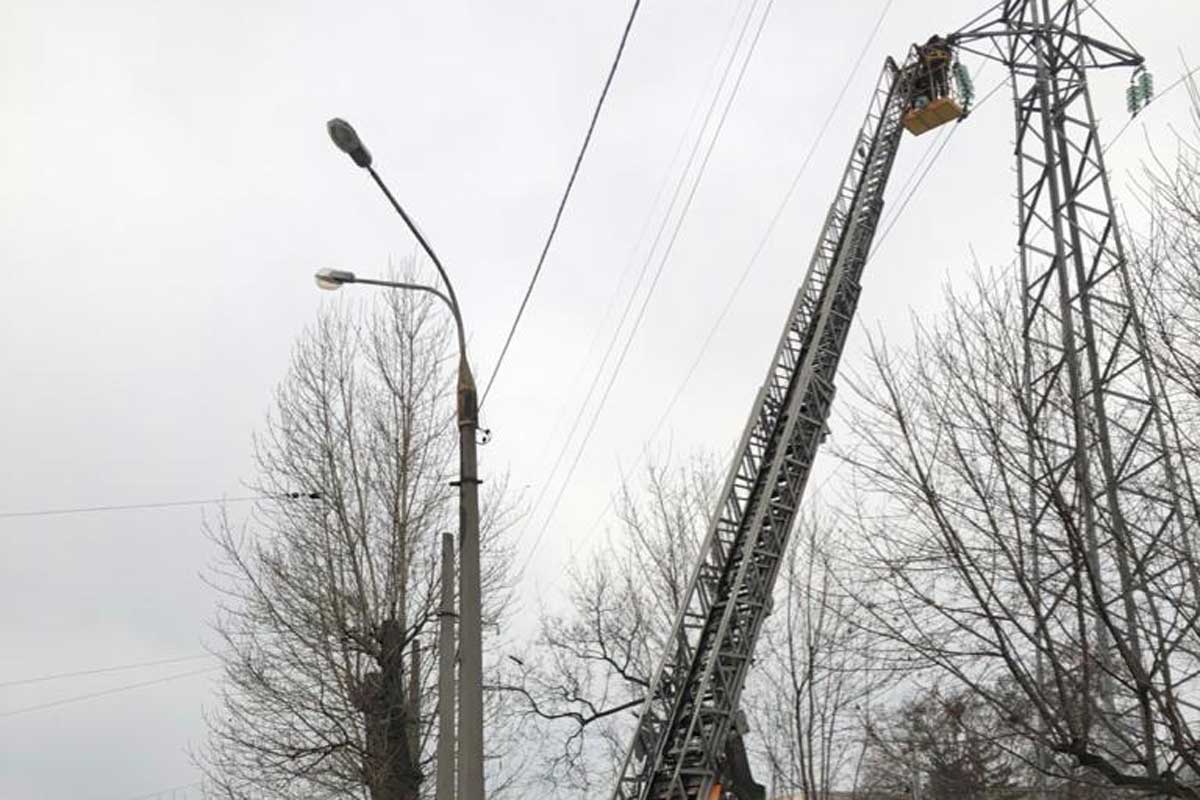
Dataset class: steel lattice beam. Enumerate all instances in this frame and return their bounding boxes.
[610,52,913,800]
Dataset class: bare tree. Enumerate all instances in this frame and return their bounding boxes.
[749,510,886,800]
[496,457,719,796]
[1128,93,1200,527]
[861,680,1130,799]
[839,262,1200,797]
[502,456,890,800]
[859,683,1024,800]
[200,274,515,800]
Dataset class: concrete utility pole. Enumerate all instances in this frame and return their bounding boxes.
[320,117,487,800]
[437,532,457,800]
[455,365,484,800]
[409,641,421,769]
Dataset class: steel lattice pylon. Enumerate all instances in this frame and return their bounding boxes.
[955,0,1194,767]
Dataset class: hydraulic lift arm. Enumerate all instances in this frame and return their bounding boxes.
[610,51,917,800]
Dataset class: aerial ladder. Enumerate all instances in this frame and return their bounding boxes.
[611,3,1169,799]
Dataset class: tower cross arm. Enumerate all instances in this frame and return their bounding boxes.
[947,1,1143,70]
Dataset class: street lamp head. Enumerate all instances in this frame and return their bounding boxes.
[327,118,373,168]
[315,268,357,290]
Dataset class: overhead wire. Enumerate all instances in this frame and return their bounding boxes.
[7,64,1169,534]
[638,0,899,443]
[0,653,215,688]
[516,0,765,564]
[811,63,1167,534]
[623,0,898,468]
[778,74,1011,509]
[877,59,992,236]
[567,53,1011,555]
[873,124,951,240]
[0,495,267,520]
[516,0,778,582]
[517,0,756,527]
[0,666,219,719]
[882,75,1008,247]
[1103,64,1200,155]
[111,774,262,800]
[823,51,1198,555]
[871,126,959,255]
[566,0,899,550]
[480,0,644,408]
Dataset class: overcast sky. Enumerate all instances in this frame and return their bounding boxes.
[3,1,1199,797]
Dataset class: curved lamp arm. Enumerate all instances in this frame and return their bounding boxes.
[325,118,464,330]
[314,270,466,372]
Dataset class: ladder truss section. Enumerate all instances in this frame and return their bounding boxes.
[611,55,910,800]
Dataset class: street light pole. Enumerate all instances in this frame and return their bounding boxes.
[319,117,486,800]
[437,532,457,800]
[454,358,486,800]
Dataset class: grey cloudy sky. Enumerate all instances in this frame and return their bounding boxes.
[3,1,1199,797]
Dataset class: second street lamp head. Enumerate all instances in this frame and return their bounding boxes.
[327,118,372,168]
[315,269,356,290]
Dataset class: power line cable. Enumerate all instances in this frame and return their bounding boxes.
[0,666,218,719]
[628,0,897,466]
[871,127,959,254]
[875,125,950,237]
[480,0,644,408]
[872,75,1008,256]
[567,65,1008,556]
[517,0,765,547]
[606,104,966,552]
[110,775,261,800]
[554,54,1139,564]
[873,54,993,240]
[0,492,319,521]
[0,496,263,520]
[517,0,778,581]
[1103,64,1200,155]
[565,0,898,552]
[638,0,898,454]
[782,80,1011,506]
[0,653,215,688]
[523,0,775,575]
[521,0,755,495]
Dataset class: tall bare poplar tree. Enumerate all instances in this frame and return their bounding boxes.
[200,275,513,799]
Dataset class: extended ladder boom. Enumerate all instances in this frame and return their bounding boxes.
[612,53,914,800]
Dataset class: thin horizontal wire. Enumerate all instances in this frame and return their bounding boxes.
[0,494,287,520]
[0,666,219,719]
[0,653,215,688]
